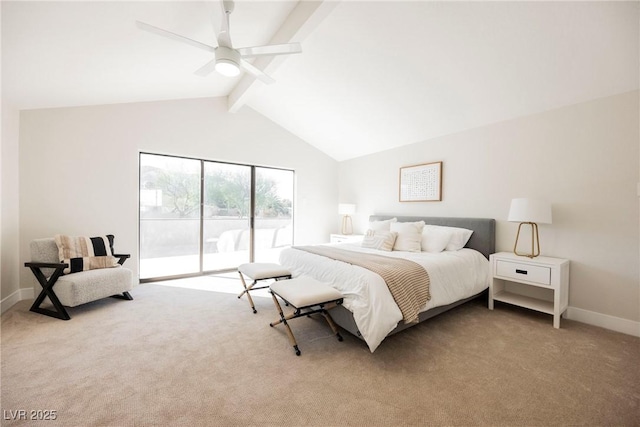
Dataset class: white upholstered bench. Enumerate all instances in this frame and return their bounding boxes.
[269,277,344,356]
[237,263,292,313]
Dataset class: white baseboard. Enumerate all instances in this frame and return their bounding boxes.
[1,287,34,315]
[566,306,640,337]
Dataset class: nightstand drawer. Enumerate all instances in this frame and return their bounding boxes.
[496,260,551,285]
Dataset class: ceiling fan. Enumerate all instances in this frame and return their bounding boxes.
[136,0,302,84]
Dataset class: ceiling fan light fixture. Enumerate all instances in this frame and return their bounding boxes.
[215,59,240,77]
[214,46,241,77]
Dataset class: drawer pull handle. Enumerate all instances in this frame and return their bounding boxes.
[515,269,528,275]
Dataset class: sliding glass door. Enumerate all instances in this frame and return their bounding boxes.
[202,162,251,271]
[139,155,201,278]
[254,167,293,263]
[139,153,294,281]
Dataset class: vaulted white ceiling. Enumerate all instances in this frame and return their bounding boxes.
[3,1,638,161]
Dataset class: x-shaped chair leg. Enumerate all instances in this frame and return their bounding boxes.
[27,264,70,320]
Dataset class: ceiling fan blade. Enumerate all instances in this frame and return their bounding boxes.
[136,21,216,52]
[217,0,233,48]
[240,59,275,85]
[194,59,217,77]
[208,2,221,45]
[237,42,302,58]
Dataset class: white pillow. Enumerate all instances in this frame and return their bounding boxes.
[361,230,397,252]
[390,221,425,252]
[421,225,451,253]
[426,225,474,251]
[368,217,397,232]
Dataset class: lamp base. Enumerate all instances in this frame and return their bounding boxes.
[513,222,541,258]
[341,215,353,235]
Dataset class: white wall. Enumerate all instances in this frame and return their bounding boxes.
[339,91,639,326]
[1,105,21,308]
[17,97,338,293]
[8,91,640,333]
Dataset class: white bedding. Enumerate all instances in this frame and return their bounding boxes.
[279,243,490,352]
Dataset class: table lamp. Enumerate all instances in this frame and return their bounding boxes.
[508,198,552,258]
[338,203,356,235]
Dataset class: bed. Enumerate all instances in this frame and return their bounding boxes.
[278,215,495,352]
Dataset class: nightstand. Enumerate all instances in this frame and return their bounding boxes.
[330,234,364,244]
[489,252,570,328]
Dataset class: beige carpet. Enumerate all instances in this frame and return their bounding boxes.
[2,276,639,427]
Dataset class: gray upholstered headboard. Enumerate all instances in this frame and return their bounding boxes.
[368,215,496,259]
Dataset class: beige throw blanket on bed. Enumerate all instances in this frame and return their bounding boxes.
[294,246,431,324]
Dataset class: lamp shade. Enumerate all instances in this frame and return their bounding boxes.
[508,198,552,224]
[338,203,356,215]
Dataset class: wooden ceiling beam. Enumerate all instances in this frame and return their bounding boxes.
[227,0,340,113]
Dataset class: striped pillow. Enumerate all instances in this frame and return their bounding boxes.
[54,234,118,274]
[361,230,397,252]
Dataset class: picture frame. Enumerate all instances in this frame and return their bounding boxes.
[399,161,442,202]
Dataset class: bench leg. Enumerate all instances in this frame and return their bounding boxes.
[28,266,70,321]
[237,273,258,314]
[111,292,133,301]
[269,292,301,356]
[322,310,343,342]
[238,273,292,313]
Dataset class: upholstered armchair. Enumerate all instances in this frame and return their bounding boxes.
[25,237,134,320]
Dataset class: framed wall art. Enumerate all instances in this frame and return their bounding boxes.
[399,161,442,202]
